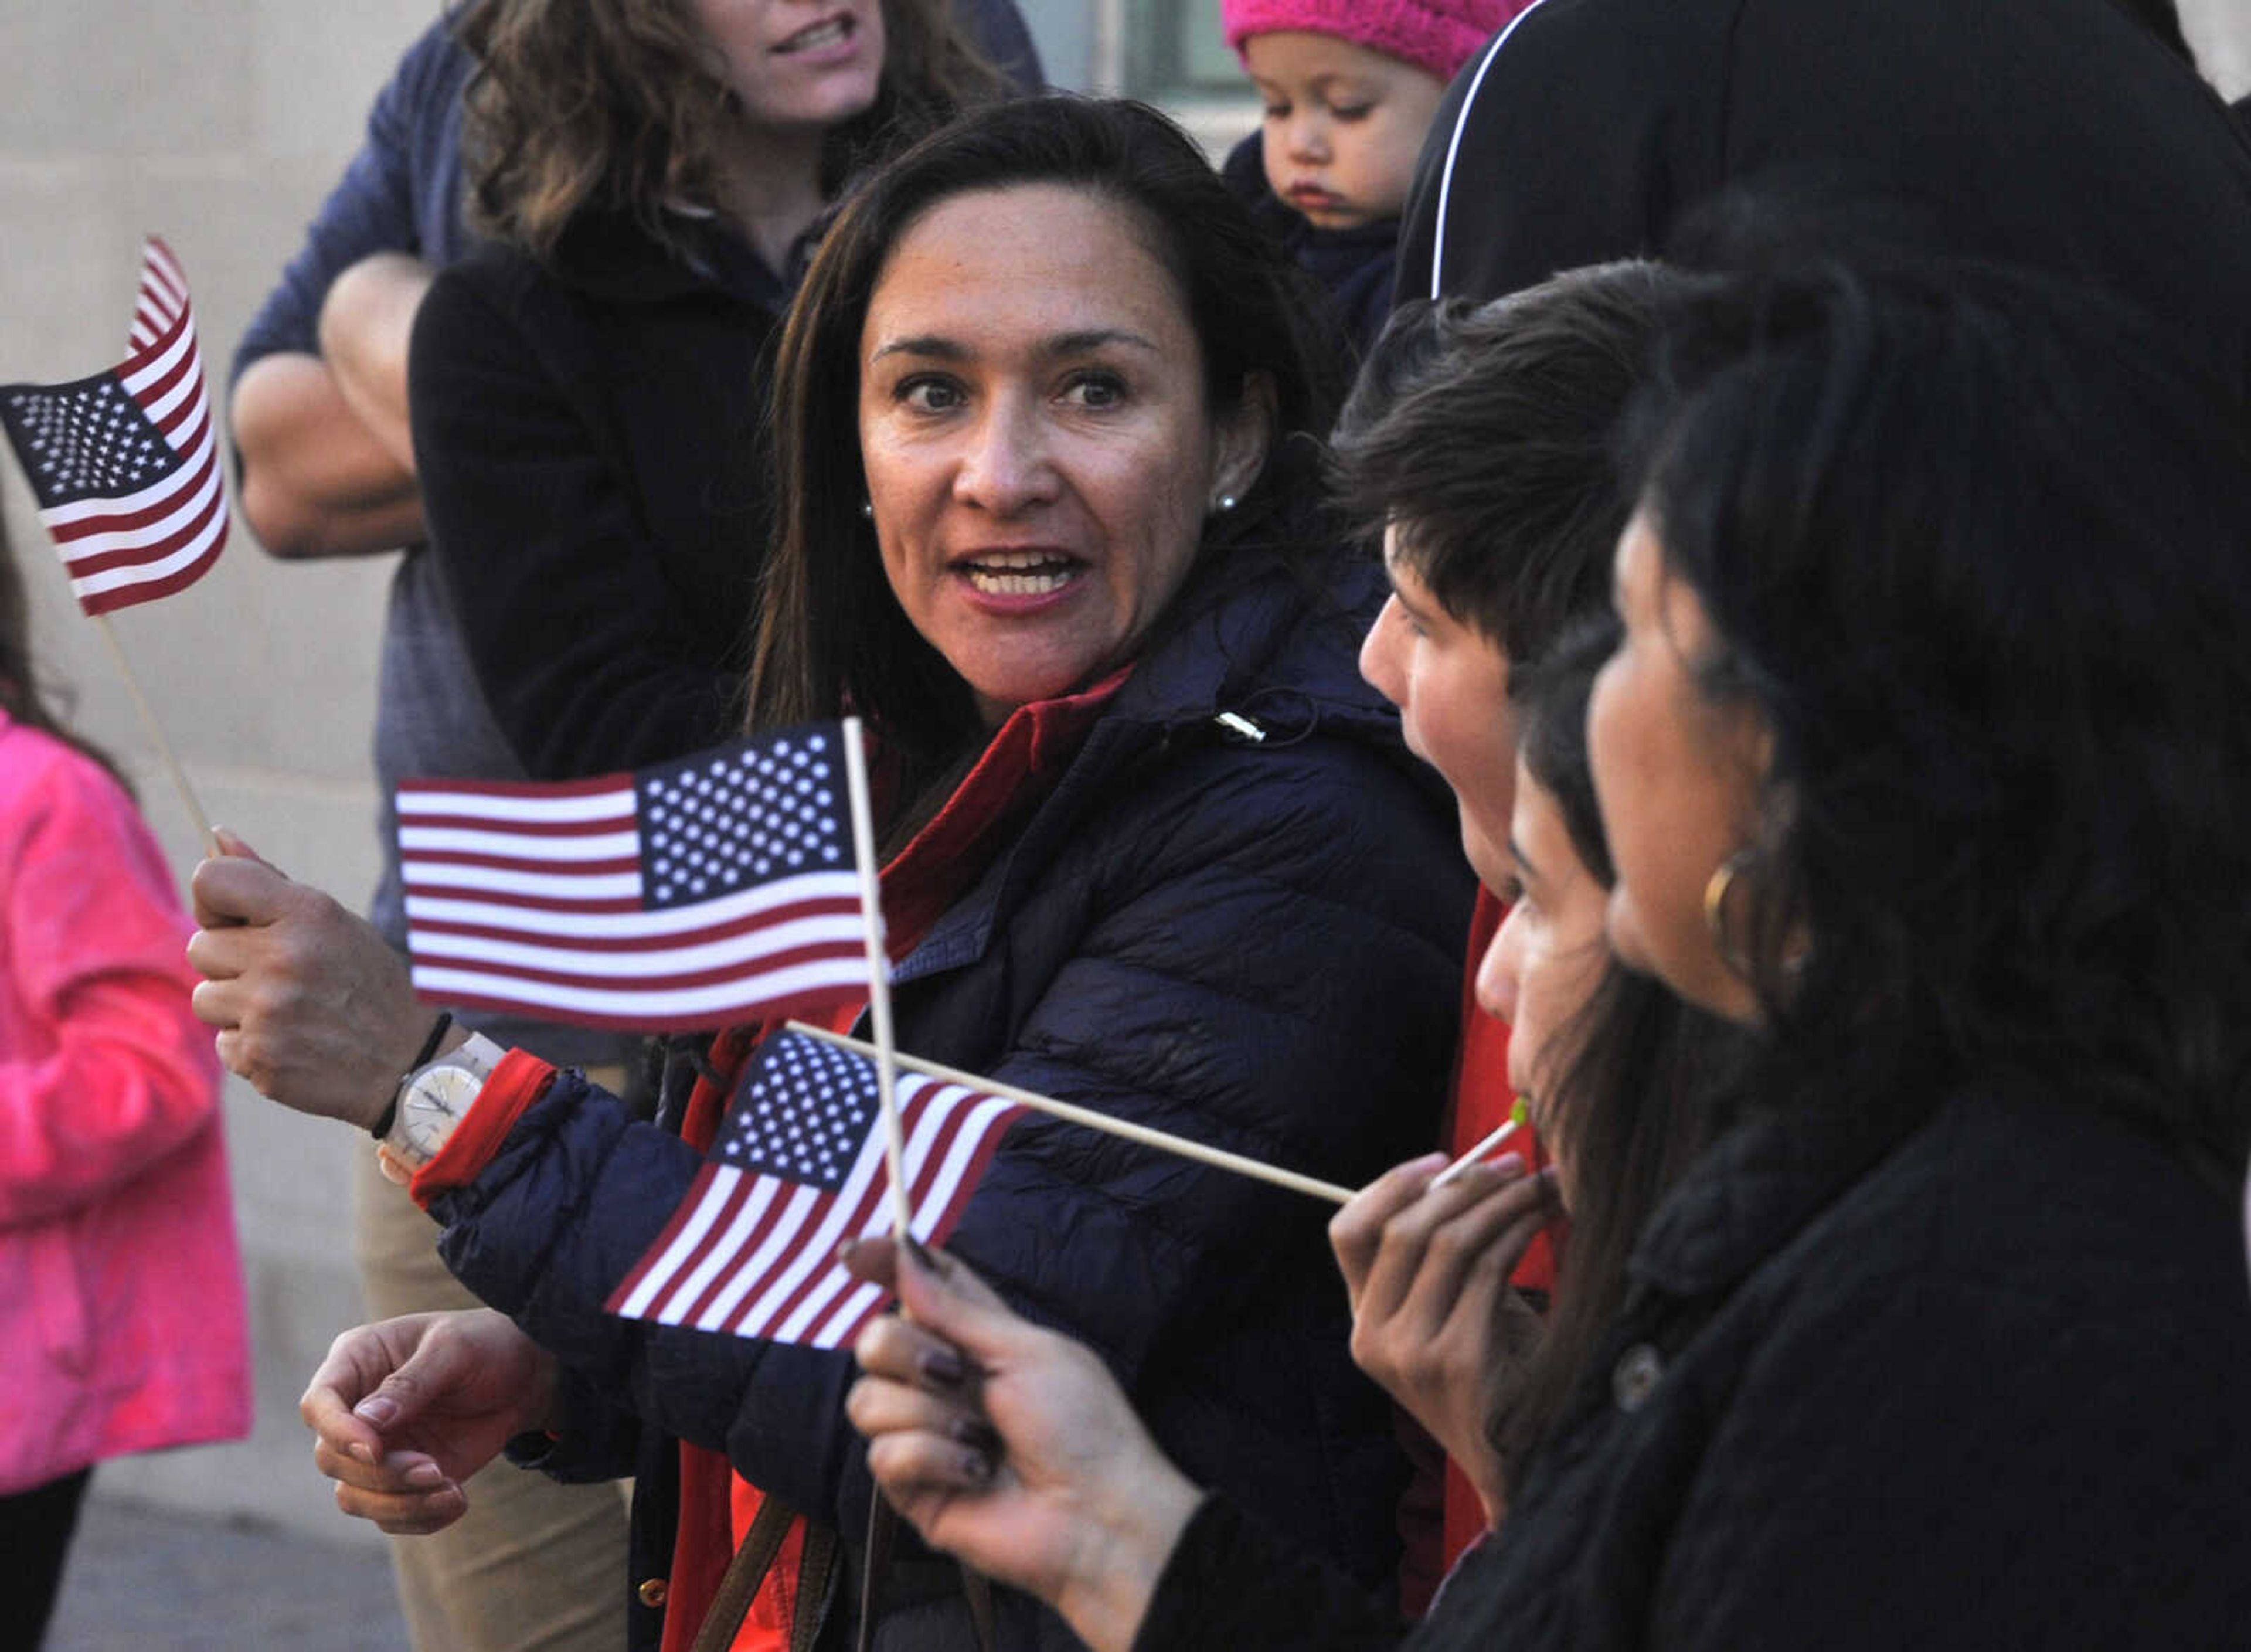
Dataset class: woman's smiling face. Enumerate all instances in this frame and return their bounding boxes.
[857,183,1267,723]
[689,0,886,135]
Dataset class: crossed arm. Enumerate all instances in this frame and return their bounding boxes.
[231,253,433,559]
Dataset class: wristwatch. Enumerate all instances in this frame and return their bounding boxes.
[376,1032,508,1185]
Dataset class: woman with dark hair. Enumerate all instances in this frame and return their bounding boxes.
[840,259,2251,1648]
[741,86,1339,810]
[1480,629,1737,1484]
[192,96,1468,1650]
[1331,623,1739,1529]
[0,519,250,1648]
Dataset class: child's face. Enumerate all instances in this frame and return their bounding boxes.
[1242,31,1449,232]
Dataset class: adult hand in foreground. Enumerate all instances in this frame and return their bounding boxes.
[186,827,434,1128]
[1329,1151,1560,1527]
[301,1310,559,1536]
[844,1239,1202,1652]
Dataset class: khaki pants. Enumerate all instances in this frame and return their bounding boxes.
[351,1116,632,1652]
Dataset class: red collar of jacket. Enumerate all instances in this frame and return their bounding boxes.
[878,665,1131,953]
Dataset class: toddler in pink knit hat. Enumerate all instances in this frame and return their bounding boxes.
[1218,0,1537,361]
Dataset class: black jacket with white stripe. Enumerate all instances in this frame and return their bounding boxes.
[1396,0,2251,414]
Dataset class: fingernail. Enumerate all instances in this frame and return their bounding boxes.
[834,1237,859,1269]
[348,1441,375,1466]
[404,1461,445,1489]
[959,1449,993,1484]
[949,1416,1001,1453]
[917,1345,966,1388]
[1490,1152,1528,1181]
[355,1396,399,1429]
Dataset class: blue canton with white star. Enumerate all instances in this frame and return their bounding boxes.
[634,728,851,909]
[0,372,179,509]
[720,1034,879,1189]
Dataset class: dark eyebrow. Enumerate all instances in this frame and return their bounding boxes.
[868,328,1161,366]
[1046,328,1161,358]
[869,335,968,365]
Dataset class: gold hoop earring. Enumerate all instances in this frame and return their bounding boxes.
[1703,849,1756,978]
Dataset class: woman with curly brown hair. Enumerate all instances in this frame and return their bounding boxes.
[410,0,1020,785]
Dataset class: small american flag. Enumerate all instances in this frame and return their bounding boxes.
[0,238,226,616]
[398,726,875,1032]
[608,1030,1024,1347]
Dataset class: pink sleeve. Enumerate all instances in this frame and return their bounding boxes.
[0,733,222,1226]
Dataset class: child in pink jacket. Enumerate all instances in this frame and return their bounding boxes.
[0,522,249,1644]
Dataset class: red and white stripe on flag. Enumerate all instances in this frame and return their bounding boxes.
[607,1031,1024,1349]
[0,237,227,616]
[398,730,876,1032]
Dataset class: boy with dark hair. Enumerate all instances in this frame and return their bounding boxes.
[1329,260,1700,1580]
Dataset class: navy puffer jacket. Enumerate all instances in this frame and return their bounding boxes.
[430,548,1474,1648]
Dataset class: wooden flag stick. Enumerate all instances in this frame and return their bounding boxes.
[838,718,914,1242]
[1429,1102,1529,1191]
[785,1021,1359,1206]
[94,614,215,854]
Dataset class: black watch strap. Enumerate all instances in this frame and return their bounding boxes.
[371,1010,455,1139]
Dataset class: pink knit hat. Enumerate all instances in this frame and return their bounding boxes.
[1221,0,1540,85]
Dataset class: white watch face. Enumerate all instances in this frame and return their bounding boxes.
[399,1063,482,1159]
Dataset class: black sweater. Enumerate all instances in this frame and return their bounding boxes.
[406,210,788,779]
[1138,1075,2251,1650]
